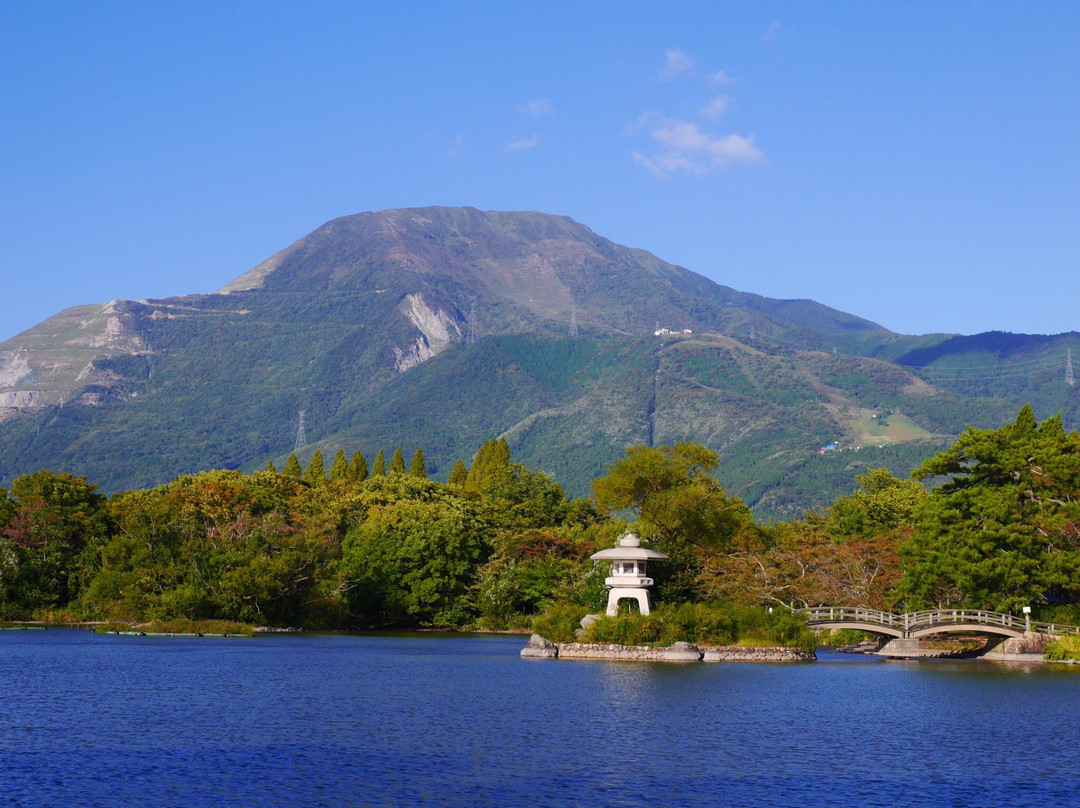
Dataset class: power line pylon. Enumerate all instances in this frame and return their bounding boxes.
[295,410,307,451]
[569,305,579,338]
[1067,349,1075,387]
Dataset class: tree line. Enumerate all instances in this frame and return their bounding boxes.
[2,406,1079,629]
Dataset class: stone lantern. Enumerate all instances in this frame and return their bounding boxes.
[590,533,668,617]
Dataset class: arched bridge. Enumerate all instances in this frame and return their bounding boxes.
[798,606,1080,640]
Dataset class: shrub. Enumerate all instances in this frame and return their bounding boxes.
[586,612,662,645]
[531,604,590,643]
[1045,635,1080,661]
[581,602,817,650]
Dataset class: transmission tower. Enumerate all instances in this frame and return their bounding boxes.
[569,305,579,338]
[295,410,307,451]
[1067,349,1076,387]
[466,302,478,346]
[750,325,756,342]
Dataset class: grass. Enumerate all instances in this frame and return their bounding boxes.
[532,602,818,651]
[94,618,255,636]
[850,413,932,445]
[1045,635,1080,661]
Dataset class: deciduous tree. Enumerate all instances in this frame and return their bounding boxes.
[1,471,108,614]
[592,443,759,601]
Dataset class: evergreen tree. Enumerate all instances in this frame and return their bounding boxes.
[329,449,349,482]
[350,451,368,483]
[304,450,327,485]
[495,437,511,466]
[409,448,427,479]
[389,446,406,476]
[264,459,276,473]
[283,453,303,478]
[896,405,1080,611]
[447,459,468,488]
[372,449,386,477]
[465,438,513,492]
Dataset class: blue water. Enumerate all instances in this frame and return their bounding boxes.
[2,630,1079,807]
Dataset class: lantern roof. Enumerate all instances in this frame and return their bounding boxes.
[590,532,668,561]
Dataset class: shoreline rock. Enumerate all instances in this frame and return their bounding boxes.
[520,634,559,658]
[701,645,815,662]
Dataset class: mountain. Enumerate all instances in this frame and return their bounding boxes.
[1,207,1078,518]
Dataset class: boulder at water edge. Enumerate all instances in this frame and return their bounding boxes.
[660,641,703,662]
[521,634,559,659]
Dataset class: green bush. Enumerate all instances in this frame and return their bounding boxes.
[581,602,816,650]
[531,604,590,643]
[1045,635,1080,661]
[586,612,662,645]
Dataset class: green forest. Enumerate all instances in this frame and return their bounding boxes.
[3,406,1080,651]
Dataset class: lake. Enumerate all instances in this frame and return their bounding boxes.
[2,629,1079,807]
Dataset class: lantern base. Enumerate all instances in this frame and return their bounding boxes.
[605,588,651,617]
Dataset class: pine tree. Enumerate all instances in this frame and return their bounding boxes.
[372,449,386,477]
[329,449,349,482]
[389,446,406,476]
[409,448,427,479]
[283,453,303,478]
[350,451,368,483]
[447,459,468,488]
[304,450,327,485]
[264,459,276,473]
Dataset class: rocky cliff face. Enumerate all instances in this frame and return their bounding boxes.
[0,300,148,420]
[392,293,463,372]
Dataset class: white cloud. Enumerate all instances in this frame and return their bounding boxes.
[660,48,694,80]
[506,135,539,151]
[700,96,729,120]
[630,113,762,177]
[762,21,781,41]
[708,69,735,86]
[520,98,554,115]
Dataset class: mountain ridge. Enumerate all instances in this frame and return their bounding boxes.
[1,207,1077,517]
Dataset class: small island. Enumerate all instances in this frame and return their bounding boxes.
[2,412,1080,665]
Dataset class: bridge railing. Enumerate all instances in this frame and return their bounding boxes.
[800,606,903,628]
[907,609,1022,631]
[798,606,1080,636]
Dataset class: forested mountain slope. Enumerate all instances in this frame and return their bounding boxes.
[1,207,1077,517]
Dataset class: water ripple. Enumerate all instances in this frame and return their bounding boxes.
[2,633,1079,807]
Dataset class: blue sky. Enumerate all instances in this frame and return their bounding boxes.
[2,1,1078,341]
